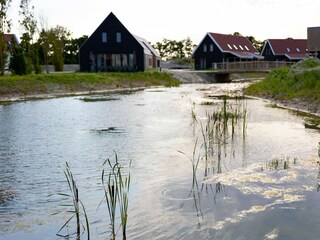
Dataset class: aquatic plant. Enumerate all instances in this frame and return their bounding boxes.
[266,155,291,171]
[118,160,131,240]
[101,158,119,239]
[54,162,90,240]
[189,96,248,178]
[80,97,120,102]
[101,153,131,240]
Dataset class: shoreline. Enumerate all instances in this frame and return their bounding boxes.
[0,86,148,104]
[246,95,320,117]
[1,78,319,121]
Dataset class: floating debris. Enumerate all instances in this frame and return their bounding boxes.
[0,186,15,204]
[91,127,125,134]
[79,97,120,102]
[304,123,320,131]
[264,228,279,240]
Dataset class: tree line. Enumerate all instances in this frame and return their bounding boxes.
[0,0,88,75]
[0,0,265,76]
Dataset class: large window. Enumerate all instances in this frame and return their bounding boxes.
[102,32,107,43]
[116,32,122,43]
[93,53,134,72]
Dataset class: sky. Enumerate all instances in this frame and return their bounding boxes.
[8,0,320,44]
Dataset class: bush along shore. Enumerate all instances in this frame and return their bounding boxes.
[0,71,180,103]
[245,57,320,116]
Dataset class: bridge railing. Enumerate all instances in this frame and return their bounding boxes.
[213,61,294,71]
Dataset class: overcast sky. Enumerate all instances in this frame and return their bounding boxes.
[9,0,320,44]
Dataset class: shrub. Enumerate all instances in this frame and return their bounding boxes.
[9,46,28,75]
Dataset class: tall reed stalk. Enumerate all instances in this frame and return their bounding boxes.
[55,162,90,240]
[102,158,119,239]
[101,153,131,240]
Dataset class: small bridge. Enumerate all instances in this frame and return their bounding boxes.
[204,61,293,82]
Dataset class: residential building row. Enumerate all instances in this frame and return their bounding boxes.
[80,12,319,71]
[4,12,320,72]
[193,28,320,70]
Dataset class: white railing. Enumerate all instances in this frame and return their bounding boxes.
[212,61,293,71]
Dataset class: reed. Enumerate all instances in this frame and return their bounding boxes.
[54,162,90,240]
[118,159,131,240]
[101,158,119,239]
[190,95,248,178]
[101,153,131,240]
[266,156,290,171]
[178,137,200,189]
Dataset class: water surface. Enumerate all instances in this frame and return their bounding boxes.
[0,83,319,239]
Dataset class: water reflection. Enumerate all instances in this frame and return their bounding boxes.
[0,83,319,239]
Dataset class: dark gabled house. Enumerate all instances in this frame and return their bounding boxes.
[192,32,262,70]
[80,12,160,72]
[261,38,308,62]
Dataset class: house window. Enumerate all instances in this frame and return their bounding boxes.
[210,44,214,52]
[233,44,238,50]
[116,32,122,43]
[296,48,300,52]
[102,32,107,43]
[244,45,249,51]
[203,44,207,52]
[239,45,243,50]
[227,44,232,50]
[287,48,290,52]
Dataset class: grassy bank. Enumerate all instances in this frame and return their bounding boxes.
[245,64,320,103]
[0,71,180,99]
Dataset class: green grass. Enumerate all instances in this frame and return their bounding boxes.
[245,67,320,102]
[0,72,180,98]
[291,57,320,69]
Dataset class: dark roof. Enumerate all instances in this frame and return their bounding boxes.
[263,39,308,60]
[193,32,262,59]
[208,32,259,54]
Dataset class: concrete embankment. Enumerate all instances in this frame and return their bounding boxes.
[164,69,217,83]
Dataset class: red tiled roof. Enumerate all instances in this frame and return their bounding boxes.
[267,39,307,55]
[3,34,19,44]
[208,32,259,54]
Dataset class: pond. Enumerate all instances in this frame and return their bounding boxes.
[0,83,319,240]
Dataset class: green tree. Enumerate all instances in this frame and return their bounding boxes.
[64,35,88,64]
[152,38,196,60]
[19,0,41,73]
[48,25,71,71]
[0,0,11,76]
[247,35,264,53]
[9,41,27,75]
